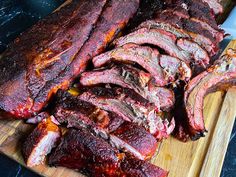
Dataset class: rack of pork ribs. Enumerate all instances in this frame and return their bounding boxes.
[0,0,234,176]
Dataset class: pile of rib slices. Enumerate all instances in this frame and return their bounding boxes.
[0,0,235,176]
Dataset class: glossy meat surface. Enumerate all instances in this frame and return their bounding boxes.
[110,122,158,160]
[0,0,106,118]
[54,90,158,160]
[121,157,168,177]
[92,44,191,85]
[114,27,209,66]
[78,86,175,140]
[0,0,139,118]
[184,49,236,140]
[80,64,175,110]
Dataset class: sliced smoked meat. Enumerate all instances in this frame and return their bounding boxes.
[113,28,209,66]
[110,122,158,160]
[139,20,219,56]
[161,8,224,43]
[121,157,168,177]
[48,128,166,176]
[92,44,191,85]
[80,64,175,110]
[184,49,236,139]
[53,90,158,159]
[48,128,122,176]
[78,87,175,140]
[22,116,61,167]
[0,0,139,118]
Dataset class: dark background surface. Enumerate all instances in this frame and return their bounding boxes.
[0,0,235,177]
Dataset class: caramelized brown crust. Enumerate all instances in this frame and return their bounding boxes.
[0,0,139,119]
[164,0,217,27]
[54,90,116,131]
[54,90,158,160]
[80,64,176,110]
[121,157,168,177]
[48,128,121,176]
[154,10,216,43]
[0,0,107,118]
[111,122,158,160]
[92,44,191,85]
[48,128,167,177]
[184,49,236,140]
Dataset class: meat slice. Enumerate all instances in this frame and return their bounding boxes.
[110,122,158,160]
[54,90,123,134]
[92,44,191,85]
[53,90,158,159]
[154,10,217,44]
[78,87,175,140]
[165,0,217,28]
[121,157,168,177]
[48,128,122,176]
[190,17,224,43]
[161,8,224,43]
[0,0,139,119]
[22,116,61,167]
[139,20,218,56]
[48,128,166,177]
[184,48,236,139]
[80,64,175,110]
[79,86,153,122]
[202,0,223,14]
[113,28,209,66]
[57,90,158,158]
[177,38,210,67]
[114,28,189,61]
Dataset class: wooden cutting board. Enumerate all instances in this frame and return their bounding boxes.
[0,1,236,176]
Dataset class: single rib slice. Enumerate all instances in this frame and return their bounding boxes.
[177,38,209,67]
[114,28,190,61]
[154,10,216,43]
[139,20,218,56]
[22,116,61,167]
[110,122,158,160]
[184,49,236,140]
[113,28,209,66]
[80,64,175,110]
[78,86,154,122]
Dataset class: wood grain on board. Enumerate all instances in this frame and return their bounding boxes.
[0,0,235,176]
